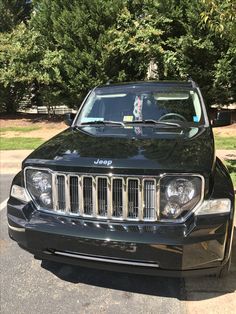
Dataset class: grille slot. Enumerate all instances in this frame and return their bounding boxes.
[53,173,159,221]
[144,179,156,220]
[127,179,139,219]
[69,176,79,213]
[97,177,108,216]
[83,177,93,215]
[112,178,123,218]
[56,175,66,211]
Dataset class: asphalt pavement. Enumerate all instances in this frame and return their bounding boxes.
[0,174,14,202]
[0,174,236,314]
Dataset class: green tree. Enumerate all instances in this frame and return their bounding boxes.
[200,0,236,41]
[30,0,124,107]
[107,0,236,106]
[0,0,32,32]
[0,0,32,113]
[1,0,235,113]
[106,1,172,81]
[0,22,63,113]
[200,0,236,105]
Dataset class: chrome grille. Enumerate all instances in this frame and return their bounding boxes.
[52,173,159,221]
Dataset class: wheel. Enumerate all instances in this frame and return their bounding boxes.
[158,113,187,122]
[218,255,232,278]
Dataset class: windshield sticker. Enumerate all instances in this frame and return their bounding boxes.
[193,115,199,122]
[123,115,133,122]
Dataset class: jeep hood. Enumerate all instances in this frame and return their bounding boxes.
[23,126,215,174]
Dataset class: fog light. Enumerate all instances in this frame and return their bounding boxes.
[40,193,52,206]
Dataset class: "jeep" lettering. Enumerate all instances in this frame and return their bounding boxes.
[94,159,112,166]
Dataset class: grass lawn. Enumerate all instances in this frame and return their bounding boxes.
[0,126,40,133]
[0,137,44,150]
[214,135,236,150]
[214,133,236,187]
[0,125,44,150]
[225,160,236,187]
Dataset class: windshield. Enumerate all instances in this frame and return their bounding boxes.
[77,87,205,126]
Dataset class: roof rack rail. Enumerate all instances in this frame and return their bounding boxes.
[187,77,198,88]
[106,79,113,85]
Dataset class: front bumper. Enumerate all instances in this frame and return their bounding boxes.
[7,197,234,277]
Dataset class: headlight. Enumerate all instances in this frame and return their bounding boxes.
[25,169,52,209]
[160,175,203,220]
[166,178,195,204]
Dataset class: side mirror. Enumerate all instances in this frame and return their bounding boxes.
[212,111,232,128]
[64,113,76,126]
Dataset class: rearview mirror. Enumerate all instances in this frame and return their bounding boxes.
[212,111,232,128]
[64,113,76,126]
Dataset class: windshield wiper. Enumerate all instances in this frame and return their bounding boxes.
[127,119,181,127]
[78,120,125,127]
[77,119,180,128]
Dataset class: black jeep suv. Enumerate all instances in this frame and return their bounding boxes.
[7,81,235,277]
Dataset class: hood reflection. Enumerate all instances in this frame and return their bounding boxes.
[24,126,214,172]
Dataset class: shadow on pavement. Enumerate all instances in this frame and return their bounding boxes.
[41,260,185,300]
[41,228,236,301]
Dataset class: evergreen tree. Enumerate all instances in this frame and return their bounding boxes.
[30,0,124,107]
[0,0,32,32]
[0,0,33,113]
